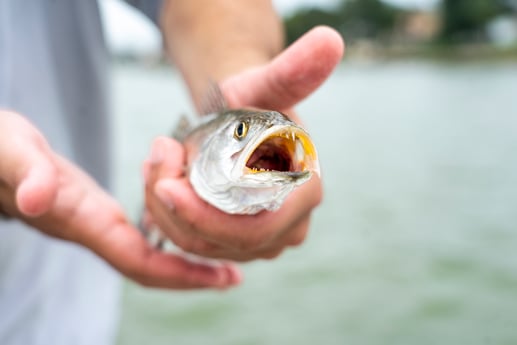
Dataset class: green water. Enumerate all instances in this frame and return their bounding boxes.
[112,61,517,345]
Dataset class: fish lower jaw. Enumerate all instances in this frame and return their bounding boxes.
[239,168,312,185]
[201,183,297,215]
[191,169,303,214]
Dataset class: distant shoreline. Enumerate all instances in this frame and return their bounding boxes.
[109,44,517,65]
[344,42,517,62]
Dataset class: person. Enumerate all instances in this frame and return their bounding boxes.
[0,1,344,344]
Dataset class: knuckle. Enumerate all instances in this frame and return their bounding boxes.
[170,235,194,252]
[169,232,213,256]
[261,249,283,260]
[190,239,217,255]
[312,183,323,208]
[223,252,254,262]
[31,130,49,150]
[290,232,307,247]
[233,235,265,252]
[136,277,154,288]
[180,211,199,233]
[123,266,148,286]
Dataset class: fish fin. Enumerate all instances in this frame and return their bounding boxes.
[172,114,192,142]
[199,81,228,116]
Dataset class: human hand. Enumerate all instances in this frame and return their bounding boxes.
[144,26,344,261]
[0,111,240,289]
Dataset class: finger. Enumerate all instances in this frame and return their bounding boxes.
[0,114,58,216]
[144,136,185,214]
[144,139,224,254]
[250,215,310,260]
[153,175,322,251]
[84,221,242,289]
[221,26,344,110]
[237,216,310,261]
[21,153,241,290]
[285,217,310,247]
[147,188,222,255]
[148,136,185,179]
[192,215,311,262]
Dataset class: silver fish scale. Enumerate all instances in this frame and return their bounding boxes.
[175,108,319,215]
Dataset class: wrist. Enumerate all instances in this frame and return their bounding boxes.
[159,1,284,111]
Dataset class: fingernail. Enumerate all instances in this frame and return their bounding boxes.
[154,182,175,210]
[150,141,164,164]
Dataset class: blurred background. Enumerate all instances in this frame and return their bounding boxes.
[99,1,517,344]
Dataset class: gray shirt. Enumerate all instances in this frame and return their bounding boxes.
[0,1,160,344]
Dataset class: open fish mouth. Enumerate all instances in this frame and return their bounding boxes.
[241,125,319,179]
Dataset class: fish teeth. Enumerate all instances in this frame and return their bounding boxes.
[295,139,305,164]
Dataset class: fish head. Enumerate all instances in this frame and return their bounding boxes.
[190,109,320,214]
[232,111,319,183]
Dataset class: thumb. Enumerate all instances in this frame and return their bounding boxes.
[221,26,344,110]
[0,112,59,216]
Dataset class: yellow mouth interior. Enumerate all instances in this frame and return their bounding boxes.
[245,130,317,174]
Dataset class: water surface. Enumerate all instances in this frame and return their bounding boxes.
[112,61,517,345]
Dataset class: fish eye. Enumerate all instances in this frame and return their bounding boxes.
[234,121,249,140]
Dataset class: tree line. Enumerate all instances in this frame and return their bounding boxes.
[284,0,516,45]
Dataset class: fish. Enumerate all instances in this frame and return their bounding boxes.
[176,104,320,215]
[140,86,320,249]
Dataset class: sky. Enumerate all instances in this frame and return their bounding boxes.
[99,0,439,56]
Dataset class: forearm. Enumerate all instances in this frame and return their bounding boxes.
[159,0,284,109]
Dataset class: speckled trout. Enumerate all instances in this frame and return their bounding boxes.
[176,107,320,214]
